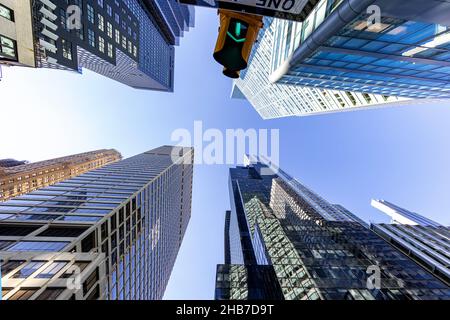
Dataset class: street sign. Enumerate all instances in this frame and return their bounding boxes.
[180,0,320,22]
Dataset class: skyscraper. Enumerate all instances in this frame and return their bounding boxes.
[215,159,450,300]
[372,199,443,227]
[371,199,450,286]
[267,0,450,99]
[0,146,194,300]
[0,149,122,202]
[231,16,408,119]
[0,0,194,91]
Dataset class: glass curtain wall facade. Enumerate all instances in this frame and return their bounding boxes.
[372,199,444,227]
[216,160,450,300]
[232,16,406,119]
[371,200,450,286]
[0,0,194,91]
[269,0,450,99]
[0,146,194,300]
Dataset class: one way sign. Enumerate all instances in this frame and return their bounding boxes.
[179,0,320,22]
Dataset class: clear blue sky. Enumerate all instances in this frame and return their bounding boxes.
[1,7,450,300]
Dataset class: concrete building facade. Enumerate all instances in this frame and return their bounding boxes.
[0,149,122,202]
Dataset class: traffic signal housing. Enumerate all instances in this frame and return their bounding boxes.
[223,68,240,79]
[213,10,263,78]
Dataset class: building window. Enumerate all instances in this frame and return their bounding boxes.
[8,288,38,300]
[115,29,120,44]
[12,261,45,278]
[0,4,14,21]
[88,29,95,47]
[61,39,72,60]
[36,288,65,300]
[7,241,69,252]
[107,22,113,38]
[0,35,17,60]
[107,5,112,16]
[128,41,132,54]
[98,14,104,31]
[36,262,67,279]
[99,36,105,53]
[107,43,113,58]
[59,8,67,30]
[133,45,137,57]
[121,36,126,49]
[346,92,357,106]
[87,4,95,24]
[115,13,119,24]
[76,23,84,40]
[362,93,372,104]
[97,0,104,8]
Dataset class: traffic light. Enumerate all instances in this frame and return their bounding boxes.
[213,10,263,78]
[223,68,240,79]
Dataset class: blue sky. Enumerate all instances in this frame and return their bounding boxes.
[1,7,450,300]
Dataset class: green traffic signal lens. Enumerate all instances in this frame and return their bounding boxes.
[213,19,250,71]
[236,22,241,37]
[227,19,248,43]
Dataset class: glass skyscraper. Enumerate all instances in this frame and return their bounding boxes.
[0,0,194,91]
[371,199,450,286]
[268,0,450,99]
[215,158,450,300]
[0,146,194,300]
[231,16,408,119]
[372,199,443,227]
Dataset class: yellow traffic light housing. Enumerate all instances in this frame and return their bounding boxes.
[213,10,263,78]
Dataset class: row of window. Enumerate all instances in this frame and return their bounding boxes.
[86,29,137,59]
[0,163,120,200]
[0,3,14,22]
[87,3,137,56]
[1,259,98,300]
[0,213,103,223]
[0,240,69,252]
[58,3,138,61]
[90,1,137,36]
[0,34,16,60]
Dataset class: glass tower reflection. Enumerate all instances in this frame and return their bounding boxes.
[216,160,450,300]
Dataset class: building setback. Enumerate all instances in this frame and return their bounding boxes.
[0,146,194,300]
[215,158,450,300]
[371,199,450,286]
[0,149,122,202]
[0,0,194,91]
[269,0,450,99]
[231,16,408,119]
